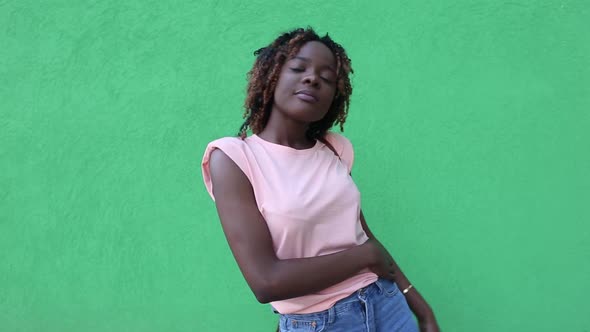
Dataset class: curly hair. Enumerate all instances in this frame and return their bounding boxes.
[238,27,353,139]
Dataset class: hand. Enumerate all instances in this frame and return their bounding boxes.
[363,238,396,280]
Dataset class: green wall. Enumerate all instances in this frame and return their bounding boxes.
[1,1,589,331]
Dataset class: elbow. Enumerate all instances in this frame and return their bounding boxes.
[254,290,273,304]
[252,276,281,304]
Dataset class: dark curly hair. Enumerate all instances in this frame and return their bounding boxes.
[238,27,353,139]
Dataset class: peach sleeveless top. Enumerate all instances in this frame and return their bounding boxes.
[201,132,377,314]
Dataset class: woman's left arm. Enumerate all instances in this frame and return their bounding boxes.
[360,210,441,332]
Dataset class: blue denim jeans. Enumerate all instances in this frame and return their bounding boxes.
[277,279,419,332]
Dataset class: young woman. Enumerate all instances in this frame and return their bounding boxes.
[202,28,440,332]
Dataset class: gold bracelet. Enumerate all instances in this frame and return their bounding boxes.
[402,284,414,295]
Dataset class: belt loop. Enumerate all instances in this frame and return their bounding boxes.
[374,278,384,294]
[328,305,335,324]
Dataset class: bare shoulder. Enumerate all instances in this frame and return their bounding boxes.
[209,148,234,172]
[208,148,252,195]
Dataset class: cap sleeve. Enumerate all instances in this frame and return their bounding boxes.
[201,137,252,201]
[324,132,355,173]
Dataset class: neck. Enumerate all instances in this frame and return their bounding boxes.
[257,107,314,149]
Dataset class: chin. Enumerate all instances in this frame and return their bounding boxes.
[289,112,326,124]
[287,106,328,122]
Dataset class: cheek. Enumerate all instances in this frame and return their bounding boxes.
[273,88,288,107]
[273,77,293,101]
[322,89,336,107]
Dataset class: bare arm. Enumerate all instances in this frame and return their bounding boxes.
[209,149,383,303]
[360,210,439,329]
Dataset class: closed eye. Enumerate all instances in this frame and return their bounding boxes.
[291,67,335,84]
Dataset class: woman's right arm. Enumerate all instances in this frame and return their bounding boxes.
[208,149,390,303]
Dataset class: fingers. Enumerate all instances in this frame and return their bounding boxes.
[371,260,396,280]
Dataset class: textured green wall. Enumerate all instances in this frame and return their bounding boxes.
[1,1,589,331]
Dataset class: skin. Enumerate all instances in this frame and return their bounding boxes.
[209,41,439,331]
[258,41,338,147]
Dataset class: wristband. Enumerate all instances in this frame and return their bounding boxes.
[402,284,414,295]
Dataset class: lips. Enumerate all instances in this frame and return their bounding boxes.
[294,89,319,103]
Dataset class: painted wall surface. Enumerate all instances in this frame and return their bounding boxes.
[1,1,589,331]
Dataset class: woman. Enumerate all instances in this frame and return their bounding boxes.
[202,27,440,332]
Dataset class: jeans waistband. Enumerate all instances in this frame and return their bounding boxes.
[274,279,390,322]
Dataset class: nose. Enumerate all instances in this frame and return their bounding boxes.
[302,73,320,87]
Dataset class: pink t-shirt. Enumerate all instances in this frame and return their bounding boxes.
[201,132,377,314]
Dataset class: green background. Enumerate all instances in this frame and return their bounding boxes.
[1,0,589,331]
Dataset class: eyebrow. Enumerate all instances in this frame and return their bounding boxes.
[292,56,336,72]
